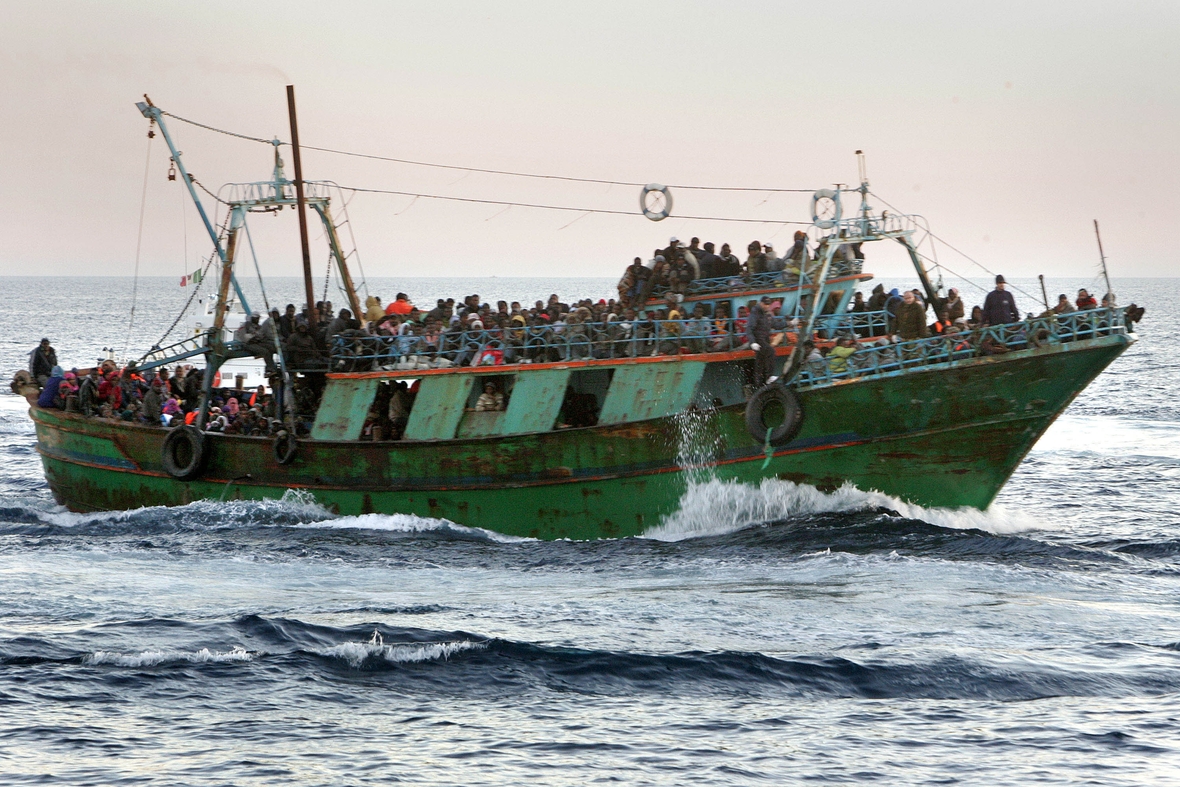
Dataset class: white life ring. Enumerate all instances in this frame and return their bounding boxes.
[640,184,673,221]
[811,188,842,229]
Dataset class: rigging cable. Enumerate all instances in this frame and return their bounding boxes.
[159,109,816,194]
[335,184,813,226]
[124,126,155,360]
[870,190,1043,304]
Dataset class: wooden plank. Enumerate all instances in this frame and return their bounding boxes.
[598,362,706,425]
[311,378,380,441]
[499,368,571,435]
[403,375,476,441]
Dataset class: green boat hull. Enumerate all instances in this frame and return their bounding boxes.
[31,335,1129,540]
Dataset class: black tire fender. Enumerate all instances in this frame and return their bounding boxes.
[273,432,298,465]
[745,385,803,445]
[161,425,208,481]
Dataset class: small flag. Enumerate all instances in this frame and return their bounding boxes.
[179,269,204,287]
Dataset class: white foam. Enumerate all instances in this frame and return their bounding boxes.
[645,478,1040,542]
[298,512,535,543]
[317,639,484,668]
[24,489,335,530]
[86,647,254,667]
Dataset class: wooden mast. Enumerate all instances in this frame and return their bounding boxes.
[286,85,317,330]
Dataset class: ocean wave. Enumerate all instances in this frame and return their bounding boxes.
[646,478,1040,542]
[85,647,254,667]
[315,638,485,668]
[295,512,533,543]
[0,490,334,535]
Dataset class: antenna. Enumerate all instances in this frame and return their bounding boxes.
[855,150,868,187]
[1093,219,1115,306]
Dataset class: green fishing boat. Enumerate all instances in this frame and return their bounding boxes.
[21,95,1137,539]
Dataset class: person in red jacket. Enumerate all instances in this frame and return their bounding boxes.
[1076,288,1098,310]
[385,292,413,316]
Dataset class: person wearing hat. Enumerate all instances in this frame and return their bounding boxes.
[1076,288,1098,311]
[982,274,1020,326]
[29,338,58,387]
[764,242,784,273]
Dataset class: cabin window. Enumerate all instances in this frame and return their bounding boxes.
[466,374,514,411]
[558,368,613,428]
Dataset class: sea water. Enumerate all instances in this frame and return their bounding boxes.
[0,276,1177,785]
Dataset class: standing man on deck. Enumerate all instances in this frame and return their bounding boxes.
[29,338,57,386]
[982,275,1020,326]
[747,297,775,388]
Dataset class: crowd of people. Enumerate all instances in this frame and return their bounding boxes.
[614,233,862,305]
[23,346,287,436]
[21,265,1133,431]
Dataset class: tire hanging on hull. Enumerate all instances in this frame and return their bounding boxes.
[161,425,209,480]
[744,385,803,445]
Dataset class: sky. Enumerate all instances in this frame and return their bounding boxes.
[1,0,1177,288]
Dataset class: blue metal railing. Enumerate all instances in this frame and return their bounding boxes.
[328,307,1126,375]
[794,307,1128,388]
[331,317,762,370]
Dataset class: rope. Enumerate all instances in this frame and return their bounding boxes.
[337,184,813,226]
[124,128,154,358]
[159,109,817,194]
[870,190,1042,304]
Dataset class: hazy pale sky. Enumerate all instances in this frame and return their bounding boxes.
[1,1,1177,287]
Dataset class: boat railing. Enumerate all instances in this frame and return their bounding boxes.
[814,309,891,339]
[331,317,761,370]
[136,332,213,371]
[328,306,1127,376]
[794,307,1129,388]
[644,258,864,302]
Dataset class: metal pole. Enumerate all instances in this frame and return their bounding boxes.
[1038,274,1050,311]
[137,97,252,315]
[287,85,318,330]
[1093,219,1115,306]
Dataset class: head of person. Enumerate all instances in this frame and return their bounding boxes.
[484,382,497,394]
[668,236,680,247]
[1078,288,1089,297]
[853,292,864,302]
[995,274,1007,290]
[764,243,775,255]
[285,304,296,316]
[1058,294,1068,303]
[760,296,773,312]
[40,338,50,348]
[250,313,260,323]
[839,334,856,347]
[396,292,408,301]
[720,243,731,256]
[339,309,351,319]
[748,241,761,253]
[794,230,807,241]
[703,242,715,253]
[903,290,916,304]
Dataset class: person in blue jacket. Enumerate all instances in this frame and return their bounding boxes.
[37,366,65,409]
